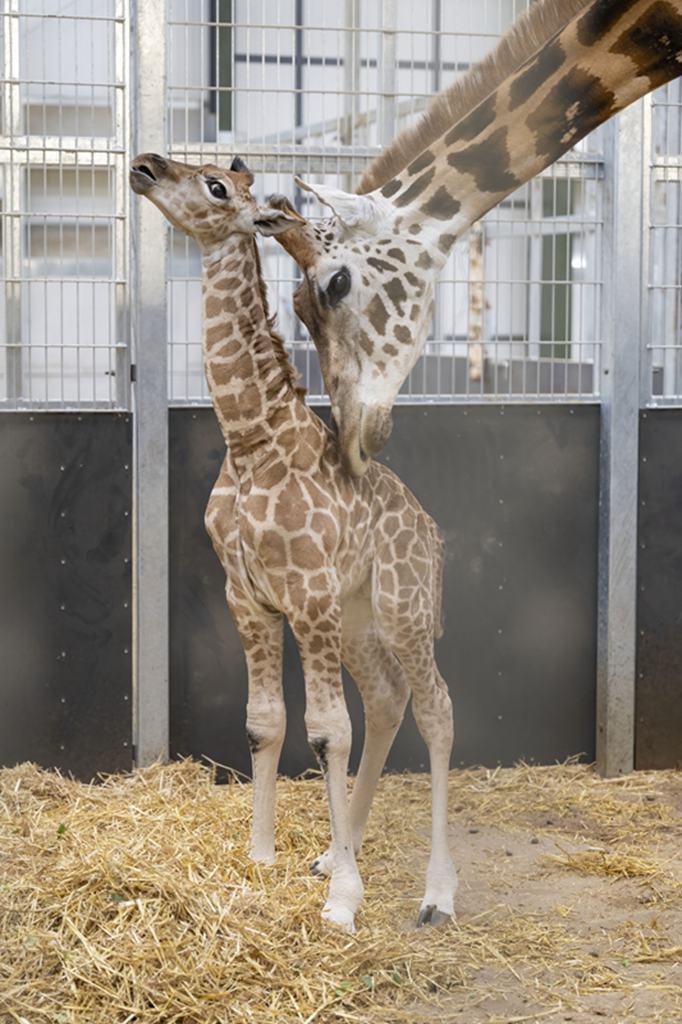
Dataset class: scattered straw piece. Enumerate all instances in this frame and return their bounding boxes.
[0,760,680,1024]
[546,848,666,880]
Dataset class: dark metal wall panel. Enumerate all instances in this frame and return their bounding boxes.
[170,404,599,774]
[637,410,682,769]
[0,414,133,779]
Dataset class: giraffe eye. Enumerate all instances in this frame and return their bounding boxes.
[208,180,227,200]
[326,267,351,307]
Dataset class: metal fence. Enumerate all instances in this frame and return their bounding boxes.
[166,0,605,404]
[0,0,129,409]
[3,0,679,410]
[648,80,682,404]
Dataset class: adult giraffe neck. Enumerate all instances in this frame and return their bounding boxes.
[379,0,682,253]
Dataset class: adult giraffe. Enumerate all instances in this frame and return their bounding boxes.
[270,0,682,475]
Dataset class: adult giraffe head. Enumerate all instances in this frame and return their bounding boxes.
[272,0,682,475]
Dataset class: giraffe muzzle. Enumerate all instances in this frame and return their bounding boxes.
[130,154,172,194]
[336,403,393,477]
[360,403,393,459]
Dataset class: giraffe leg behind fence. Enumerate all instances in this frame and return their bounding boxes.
[310,594,409,878]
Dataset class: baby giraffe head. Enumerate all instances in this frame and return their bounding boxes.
[129,153,303,250]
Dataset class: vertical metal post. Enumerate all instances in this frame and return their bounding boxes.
[131,0,169,765]
[3,0,23,401]
[379,0,397,146]
[114,0,131,409]
[341,0,360,191]
[596,106,645,776]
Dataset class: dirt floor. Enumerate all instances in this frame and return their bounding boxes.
[1,761,680,1024]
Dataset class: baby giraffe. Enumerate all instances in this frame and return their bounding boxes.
[130,152,455,933]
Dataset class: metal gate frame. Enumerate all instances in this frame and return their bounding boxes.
[127,4,670,775]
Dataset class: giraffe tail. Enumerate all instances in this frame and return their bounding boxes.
[431,521,445,640]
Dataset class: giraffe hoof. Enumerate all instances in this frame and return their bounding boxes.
[321,902,356,934]
[416,904,452,928]
[250,851,276,866]
[310,850,333,877]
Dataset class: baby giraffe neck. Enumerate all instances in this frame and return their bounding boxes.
[201,233,295,460]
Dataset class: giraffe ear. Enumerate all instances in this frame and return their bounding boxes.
[230,155,254,185]
[253,204,305,237]
[294,177,378,229]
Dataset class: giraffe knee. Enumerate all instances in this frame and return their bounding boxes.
[412,674,453,744]
[246,702,286,752]
[306,707,352,770]
[366,678,408,731]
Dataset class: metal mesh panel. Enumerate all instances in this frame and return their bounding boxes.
[648,79,682,405]
[9,1,669,410]
[0,0,128,410]
[167,0,603,405]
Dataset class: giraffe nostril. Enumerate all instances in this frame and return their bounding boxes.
[134,164,156,181]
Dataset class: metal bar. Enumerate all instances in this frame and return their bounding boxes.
[596,107,645,777]
[432,0,441,94]
[114,0,130,409]
[341,0,360,191]
[379,0,397,146]
[131,0,169,766]
[3,0,22,402]
[294,0,303,131]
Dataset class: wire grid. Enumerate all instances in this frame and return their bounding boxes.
[648,79,682,405]
[167,0,604,405]
[0,0,128,410]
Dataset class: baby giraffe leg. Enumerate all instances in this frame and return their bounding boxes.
[235,611,285,865]
[293,602,363,933]
[400,644,457,927]
[311,608,408,877]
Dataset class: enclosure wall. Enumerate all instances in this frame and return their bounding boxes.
[0,414,133,779]
[170,405,599,774]
[1,1,681,777]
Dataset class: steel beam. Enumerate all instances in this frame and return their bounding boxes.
[131,0,169,765]
[596,105,646,776]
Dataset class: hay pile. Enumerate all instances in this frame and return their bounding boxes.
[1,760,680,1023]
